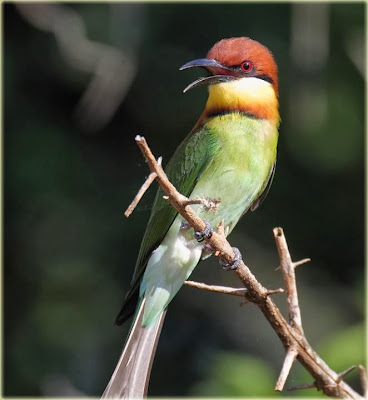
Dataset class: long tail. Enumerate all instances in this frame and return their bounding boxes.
[102,299,167,399]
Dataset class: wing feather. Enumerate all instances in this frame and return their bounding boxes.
[250,160,276,212]
[116,128,217,325]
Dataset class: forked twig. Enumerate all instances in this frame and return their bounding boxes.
[124,157,162,217]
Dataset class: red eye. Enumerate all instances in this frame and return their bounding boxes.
[240,61,253,73]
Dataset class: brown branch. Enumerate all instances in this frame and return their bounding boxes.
[293,258,311,268]
[288,381,317,391]
[273,227,304,335]
[184,281,248,297]
[358,365,367,397]
[272,226,304,390]
[181,196,221,212]
[185,280,284,298]
[128,135,364,399]
[275,346,298,391]
[266,288,285,296]
[124,157,162,217]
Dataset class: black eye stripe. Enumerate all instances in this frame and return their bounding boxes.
[256,74,274,84]
[226,65,273,84]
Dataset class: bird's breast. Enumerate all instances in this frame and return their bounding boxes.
[190,113,278,230]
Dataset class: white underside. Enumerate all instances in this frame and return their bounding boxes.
[140,217,203,325]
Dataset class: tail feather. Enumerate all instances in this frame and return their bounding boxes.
[102,299,167,399]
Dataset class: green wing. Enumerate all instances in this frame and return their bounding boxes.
[116,127,218,324]
[250,160,276,212]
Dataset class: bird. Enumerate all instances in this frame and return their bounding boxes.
[102,37,280,398]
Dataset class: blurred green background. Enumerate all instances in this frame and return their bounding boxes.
[4,2,365,397]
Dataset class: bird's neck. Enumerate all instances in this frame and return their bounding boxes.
[195,77,280,129]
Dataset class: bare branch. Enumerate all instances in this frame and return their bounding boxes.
[124,157,162,217]
[184,281,247,297]
[275,346,298,391]
[273,227,304,335]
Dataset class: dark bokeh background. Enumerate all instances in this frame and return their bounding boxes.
[4,2,365,397]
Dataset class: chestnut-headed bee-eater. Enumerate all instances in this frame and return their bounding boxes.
[103,37,280,398]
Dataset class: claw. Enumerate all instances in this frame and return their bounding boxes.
[220,247,243,270]
[194,220,213,242]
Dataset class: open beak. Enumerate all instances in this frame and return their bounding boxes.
[179,58,237,93]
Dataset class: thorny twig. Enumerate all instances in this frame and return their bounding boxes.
[184,280,284,298]
[124,135,365,399]
[125,157,162,217]
[274,226,305,336]
[184,281,248,297]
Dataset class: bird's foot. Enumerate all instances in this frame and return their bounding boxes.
[180,219,213,243]
[180,220,191,231]
[220,247,243,270]
[194,220,213,242]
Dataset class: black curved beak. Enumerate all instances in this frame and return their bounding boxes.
[179,58,237,93]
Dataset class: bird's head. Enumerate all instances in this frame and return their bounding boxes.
[180,37,279,125]
[180,37,278,97]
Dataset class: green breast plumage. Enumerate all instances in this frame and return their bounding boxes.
[190,112,278,232]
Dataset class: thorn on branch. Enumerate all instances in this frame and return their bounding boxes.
[266,288,284,296]
[240,298,250,306]
[216,219,225,237]
[336,365,356,383]
[293,258,311,268]
[213,220,228,257]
